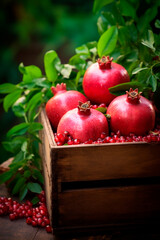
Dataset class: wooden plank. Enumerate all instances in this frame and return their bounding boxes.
[58,184,160,227]
[56,143,160,182]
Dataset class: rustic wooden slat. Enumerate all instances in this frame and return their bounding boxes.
[58,184,160,227]
[56,143,160,182]
[39,108,160,232]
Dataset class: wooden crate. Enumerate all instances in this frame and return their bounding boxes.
[39,108,160,234]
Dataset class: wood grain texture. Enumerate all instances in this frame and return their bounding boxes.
[39,109,160,232]
[56,143,160,182]
[58,184,160,227]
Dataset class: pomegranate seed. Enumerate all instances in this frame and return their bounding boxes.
[84,139,93,144]
[116,130,121,137]
[44,218,50,225]
[41,221,46,227]
[74,139,81,144]
[57,133,66,144]
[54,136,59,143]
[151,135,157,142]
[25,200,32,207]
[104,136,111,143]
[32,220,37,227]
[98,103,106,108]
[26,217,32,224]
[37,218,43,225]
[111,132,115,136]
[92,104,98,109]
[100,132,107,139]
[56,141,63,146]
[109,139,116,143]
[46,225,52,233]
[36,213,42,218]
[113,135,119,141]
[9,213,16,221]
[67,139,74,145]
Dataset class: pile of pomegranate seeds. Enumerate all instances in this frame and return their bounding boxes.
[0,191,52,233]
[54,129,160,146]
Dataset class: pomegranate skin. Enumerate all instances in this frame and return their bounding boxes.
[82,56,130,105]
[57,102,109,143]
[45,83,88,129]
[107,89,155,136]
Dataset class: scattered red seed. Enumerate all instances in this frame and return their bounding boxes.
[0,191,52,233]
[54,127,160,146]
[46,225,52,233]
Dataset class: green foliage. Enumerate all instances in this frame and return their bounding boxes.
[0,0,160,201]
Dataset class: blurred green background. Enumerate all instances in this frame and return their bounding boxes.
[0,0,99,163]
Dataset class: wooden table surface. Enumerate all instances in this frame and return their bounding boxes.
[1,183,160,240]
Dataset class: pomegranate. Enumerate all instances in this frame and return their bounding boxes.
[82,56,130,105]
[107,88,156,136]
[45,83,88,129]
[57,101,109,143]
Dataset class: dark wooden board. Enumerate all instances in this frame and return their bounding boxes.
[58,184,160,227]
[39,108,160,233]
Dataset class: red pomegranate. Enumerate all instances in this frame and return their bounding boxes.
[45,83,88,129]
[57,101,109,143]
[107,88,155,136]
[82,56,130,105]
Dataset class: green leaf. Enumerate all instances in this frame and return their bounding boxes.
[109,81,147,96]
[95,107,107,114]
[28,122,43,133]
[32,169,44,184]
[32,78,51,89]
[27,182,42,193]
[2,136,27,153]
[138,6,158,34]
[69,54,86,70]
[12,151,25,164]
[98,26,118,57]
[12,177,26,195]
[24,170,31,178]
[21,141,28,152]
[86,41,97,56]
[141,30,155,52]
[7,123,29,138]
[93,0,114,14]
[155,19,160,29]
[0,83,17,94]
[25,92,43,112]
[132,67,148,75]
[31,196,39,205]
[147,75,157,92]
[19,186,28,201]
[119,0,136,19]
[118,26,129,46]
[152,62,160,75]
[19,63,42,83]
[75,45,90,55]
[44,50,60,82]
[12,104,25,118]
[60,64,73,79]
[0,171,13,184]
[3,89,22,112]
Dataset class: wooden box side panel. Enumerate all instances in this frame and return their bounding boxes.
[57,143,160,182]
[39,109,55,224]
[58,184,160,228]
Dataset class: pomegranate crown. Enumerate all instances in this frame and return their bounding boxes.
[97,56,113,69]
[126,88,142,103]
[51,83,66,95]
[78,101,92,114]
